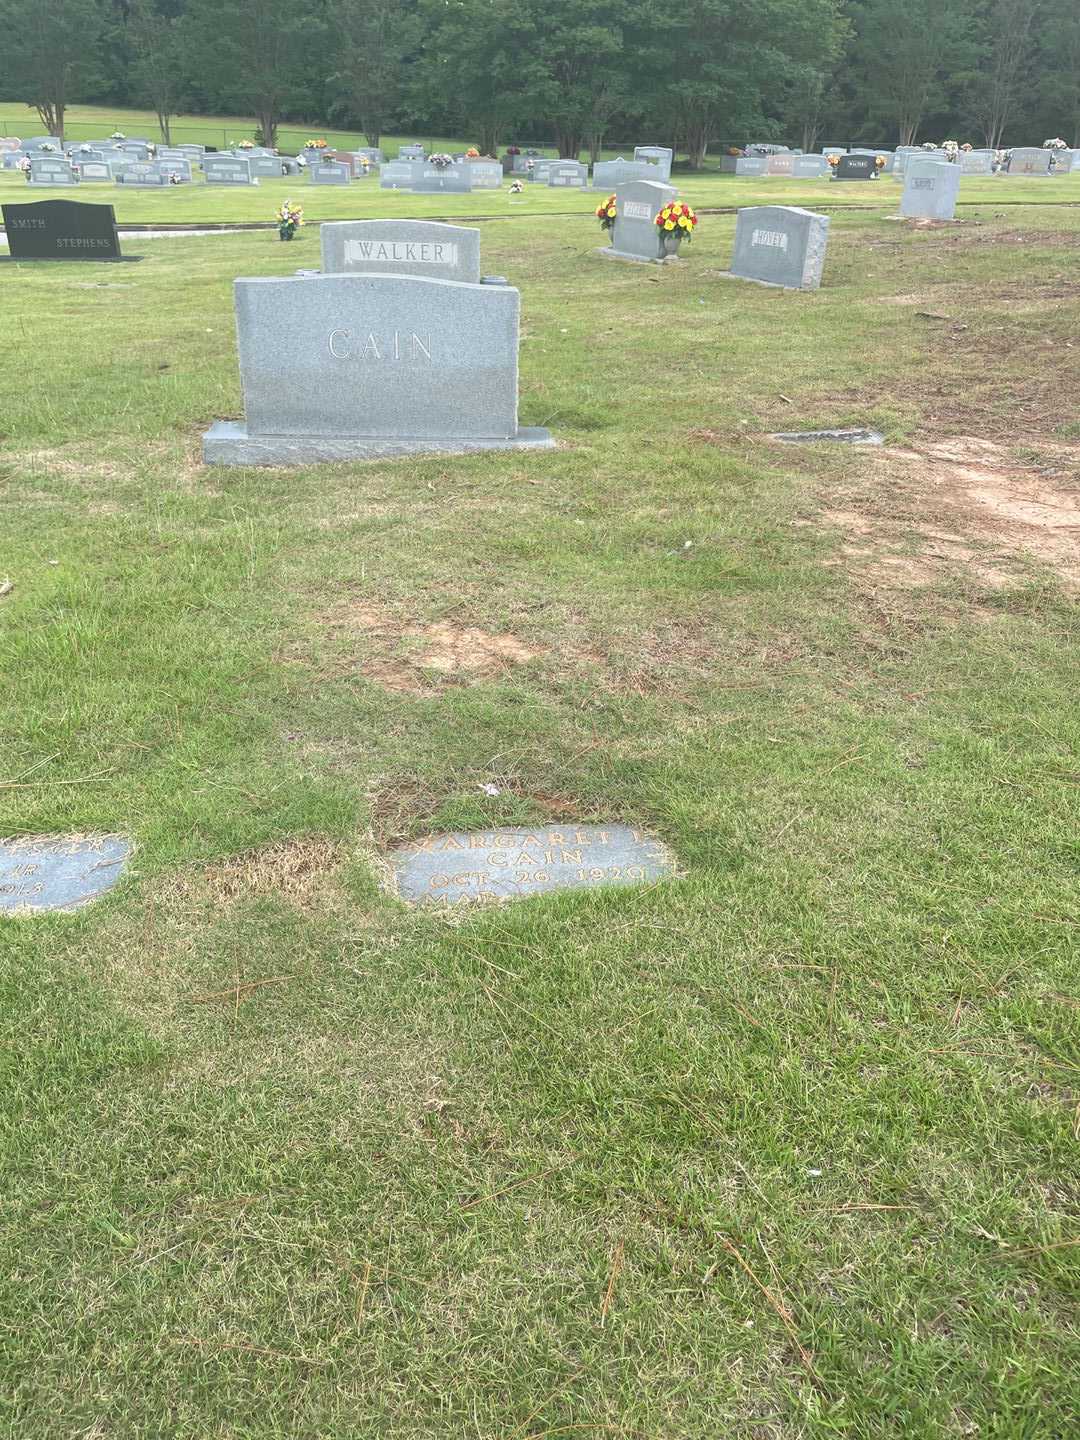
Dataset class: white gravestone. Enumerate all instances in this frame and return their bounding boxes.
[899,159,960,220]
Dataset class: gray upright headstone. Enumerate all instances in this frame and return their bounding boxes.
[1008,148,1054,176]
[202,273,554,465]
[308,160,351,185]
[204,155,257,185]
[833,153,878,180]
[28,156,77,186]
[633,146,673,180]
[959,150,994,175]
[379,160,421,189]
[900,159,961,219]
[547,160,589,187]
[414,165,472,193]
[320,220,482,283]
[792,155,831,178]
[467,160,503,189]
[602,178,678,262]
[728,205,830,290]
[765,153,795,176]
[735,157,767,177]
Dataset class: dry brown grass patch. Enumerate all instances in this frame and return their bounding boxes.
[806,434,1080,591]
[164,836,343,911]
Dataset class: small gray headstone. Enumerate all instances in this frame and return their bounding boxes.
[791,155,830,178]
[467,160,503,189]
[29,157,77,186]
[308,160,351,185]
[603,178,678,263]
[204,156,257,185]
[959,150,994,175]
[74,161,112,183]
[388,824,676,910]
[547,160,589,187]
[899,159,960,220]
[320,220,481,282]
[765,153,795,176]
[414,166,472,193]
[0,834,131,915]
[379,160,421,189]
[735,157,767,177]
[728,205,830,290]
[591,158,655,190]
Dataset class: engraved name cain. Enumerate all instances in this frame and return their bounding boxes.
[751,228,789,251]
[327,330,432,360]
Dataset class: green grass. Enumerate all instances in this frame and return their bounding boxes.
[1,191,1079,1438]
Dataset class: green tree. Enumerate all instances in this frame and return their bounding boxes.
[182,0,315,149]
[0,0,107,138]
[850,0,976,146]
[969,0,1041,147]
[126,0,185,144]
[329,0,422,149]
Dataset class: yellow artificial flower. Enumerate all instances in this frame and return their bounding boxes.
[678,216,688,227]
[664,220,675,230]
[607,207,616,217]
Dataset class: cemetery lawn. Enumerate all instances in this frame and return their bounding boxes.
[2,205,1079,1439]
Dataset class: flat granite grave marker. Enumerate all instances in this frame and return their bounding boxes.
[203,272,554,464]
[899,159,960,220]
[1,198,125,261]
[0,834,131,915]
[600,178,679,263]
[321,220,481,283]
[725,205,830,290]
[388,824,677,909]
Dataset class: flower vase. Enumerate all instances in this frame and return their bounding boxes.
[660,232,683,259]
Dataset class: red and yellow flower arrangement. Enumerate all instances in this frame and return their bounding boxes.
[655,201,698,241]
[595,193,617,231]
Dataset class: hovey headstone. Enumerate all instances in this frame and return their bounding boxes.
[728,205,830,290]
[388,824,676,910]
[203,273,554,464]
[899,159,960,220]
[2,198,122,261]
[0,834,131,915]
[603,178,678,262]
[321,220,481,283]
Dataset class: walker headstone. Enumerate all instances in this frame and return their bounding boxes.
[320,220,481,283]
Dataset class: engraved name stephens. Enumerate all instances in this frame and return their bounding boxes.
[327,330,432,361]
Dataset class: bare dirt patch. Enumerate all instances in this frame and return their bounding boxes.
[164,837,342,911]
[810,434,1080,590]
[303,597,545,694]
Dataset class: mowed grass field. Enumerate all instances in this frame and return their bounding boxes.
[1,178,1079,1438]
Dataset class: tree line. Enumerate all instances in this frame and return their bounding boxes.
[2,0,1077,161]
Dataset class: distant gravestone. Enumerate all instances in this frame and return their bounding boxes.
[959,150,994,175]
[414,165,472,193]
[727,205,830,290]
[399,143,426,159]
[353,146,383,166]
[380,160,420,189]
[321,220,482,283]
[116,161,171,187]
[156,157,193,181]
[29,156,77,186]
[467,160,503,189]
[246,155,284,178]
[591,158,654,190]
[526,160,555,183]
[633,145,673,180]
[601,178,678,263]
[75,161,114,183]
[765,153,795,176]
[792,155,830,178]
[820,144,848,156]
[0,834,131,915]
[308,160,351,185]
[1008,148,1054,176]
[2,198,122,260]
[547,160,588,187]
[204,155,257,185]
[387,824,676,910]
[900,159,960,220]
[734,157,767,177]
[833,153,877,180]
[202,273,555,465]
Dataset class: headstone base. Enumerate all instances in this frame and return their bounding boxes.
[712,269,806,291]
[202,421,556,466]
[596,245,683,266]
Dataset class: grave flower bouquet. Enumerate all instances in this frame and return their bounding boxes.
[942,139,959,161]
[509,179,524,194]
[506,145,520,155]
[304,138,328,151]
[276,199,304,241]
[595,193,617,231]
[237,139,255,150]
[874,154,887,170]
[428,152,454,168]
[826,152,841,168]
[110,131,125,140]
[465,146,480,158]
[655,200,698,241]
[1044,137,1068,148]
[17,156,30,179]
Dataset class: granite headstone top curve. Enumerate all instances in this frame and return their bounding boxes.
[387,823,677,910]
[0,833,132,915]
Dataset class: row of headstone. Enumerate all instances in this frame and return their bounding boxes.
[377,159,505,192]
[203,219,555,465]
